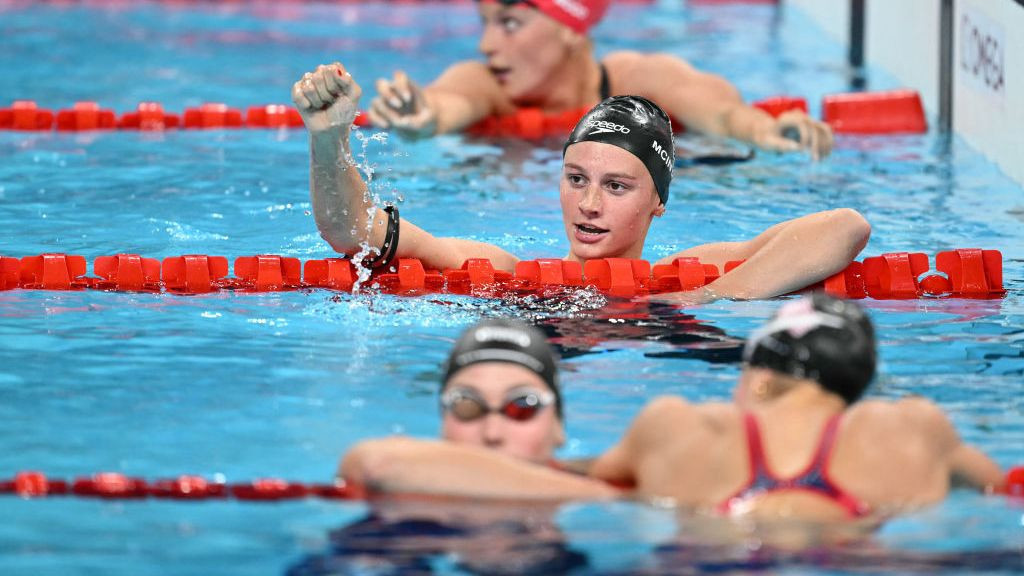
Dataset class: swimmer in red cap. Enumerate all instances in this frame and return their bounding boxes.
[367,0,833,159]
[587,294,1004,520]
[293,63,868,305]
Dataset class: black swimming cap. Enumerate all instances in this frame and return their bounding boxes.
[743,294,876,404]
[563,95,674,205]
[442,318,562,418]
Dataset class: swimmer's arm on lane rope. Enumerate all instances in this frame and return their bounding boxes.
[906,397,1005,492]
[607,52,833,159]
[296,63,519,272]
[339,438,620,500]
[651,208,871,304]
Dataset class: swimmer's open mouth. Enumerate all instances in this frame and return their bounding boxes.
[575,223,608,236]
[489,66,511,81]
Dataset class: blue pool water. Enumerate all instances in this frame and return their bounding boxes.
[1,1,1022,575]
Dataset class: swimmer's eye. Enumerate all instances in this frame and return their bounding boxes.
[499,16,523,33]
[605,180,631,194]
[565,173,587,187]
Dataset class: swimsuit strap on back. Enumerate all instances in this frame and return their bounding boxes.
[719,412,869,517]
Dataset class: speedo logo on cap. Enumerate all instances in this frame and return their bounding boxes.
[652,139,673,169]
[586,119,630,135]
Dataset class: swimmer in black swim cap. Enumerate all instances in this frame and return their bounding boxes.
[564,95,675,206]
[297,63,872,306]
[743,292,875,403]
[587,293,1004,519]
[440,318,565,463]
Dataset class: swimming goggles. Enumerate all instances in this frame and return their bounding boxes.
[440,387,555,422]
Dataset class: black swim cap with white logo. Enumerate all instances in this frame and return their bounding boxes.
[743,294,876,404]
[563,95,674,205]
[443,318,562,418]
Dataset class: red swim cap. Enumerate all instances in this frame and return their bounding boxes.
[482,0,611,34]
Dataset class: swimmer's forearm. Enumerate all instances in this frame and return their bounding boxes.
[705,208,870,300]
[341,438,619,501]
[721,104,777,146]
[950,444,1004,492]
[309,130,385,253]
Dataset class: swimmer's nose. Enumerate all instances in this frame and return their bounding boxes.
[578,185,602,216]
[478,22,500,57]
[480,413,505,448]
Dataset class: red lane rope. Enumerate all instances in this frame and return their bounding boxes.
[0,90,926,135]
[0,471,363,502]
[0,249,1006,299]
[3,466,1021,502]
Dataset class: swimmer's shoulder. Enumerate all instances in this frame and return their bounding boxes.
[844,397,955,448]
[635,396,736,435]
[603,51,699,93]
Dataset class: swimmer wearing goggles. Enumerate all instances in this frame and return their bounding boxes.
[339,319,617,500]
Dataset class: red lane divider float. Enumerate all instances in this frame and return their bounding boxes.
[0,249,1005,299]
[3,466,1022,502]
[5,92,928,136]
[823,88,927,134]
[0,471,365,502]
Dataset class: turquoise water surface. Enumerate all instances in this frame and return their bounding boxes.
[1,2,1022,575]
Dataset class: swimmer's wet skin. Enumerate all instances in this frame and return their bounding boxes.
[588,294,1005,520]
[292,63,870,306]
[368,0,834,158]
[339,319,617,500]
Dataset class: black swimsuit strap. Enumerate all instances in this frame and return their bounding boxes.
[599,63,611,101]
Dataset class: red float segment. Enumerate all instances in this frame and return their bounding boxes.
[245,104,304,128]
[584,258,650,297]
[823,261,867,299]
[862,252,930,299]
[162,254,230,294]
[0,256,19,290]
[231,478,309,501]
[149,476,228,500]
[936,248,1004,296]
[94,254,162,292]
[304,258,358,292]
[651,257,719,292]
[0,100,54,131]
[72,473,148,499]
[183,103,243,129]
[118,102,180,130]
[752,96,808,118]
[19,253,89,290]
[822,89,927,134]
[373,258,445,294]
[233,255,302,291]
[1003,466,1024,497]
[442,259,514,295]
[55,102,117,131]
[515,258,583,287]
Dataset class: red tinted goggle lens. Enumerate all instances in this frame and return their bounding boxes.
[445,392,551,422]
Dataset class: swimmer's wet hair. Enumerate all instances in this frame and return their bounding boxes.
[744,294,876,404]
[563,95,675,205]
[443,318,562,419]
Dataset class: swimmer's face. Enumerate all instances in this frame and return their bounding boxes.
[561,141,665,262]
[478,2,581,102]
[441,362,564,463]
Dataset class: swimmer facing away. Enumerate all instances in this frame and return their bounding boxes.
[342,297,1006,521]
[588,293,1005,519]
[340,318,617,500]
[368,0,834,159]
[292,63,869,305]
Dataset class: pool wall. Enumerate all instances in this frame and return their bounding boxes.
[787,0,1024,186]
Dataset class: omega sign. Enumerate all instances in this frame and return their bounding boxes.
[959,7,1005,96]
